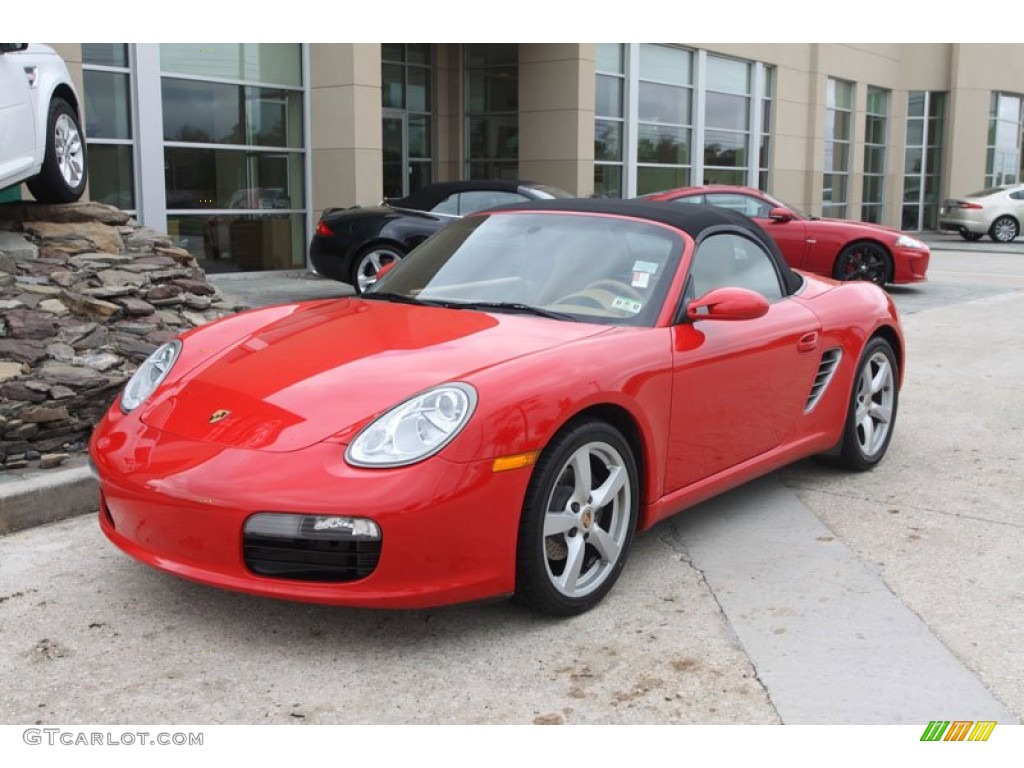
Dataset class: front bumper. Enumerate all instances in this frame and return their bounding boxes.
[90,409,531,609]
[891,246,930,284]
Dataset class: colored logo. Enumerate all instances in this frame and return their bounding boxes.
[920,721,996,741]
[208,409,231,424]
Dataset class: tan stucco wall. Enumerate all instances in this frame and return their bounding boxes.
[517,44,595,196]
[309,44,382,215]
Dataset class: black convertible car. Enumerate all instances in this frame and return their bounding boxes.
[308,179,574,292]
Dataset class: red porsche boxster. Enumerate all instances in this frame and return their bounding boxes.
[90,199,905,616]
[642,185,930,286]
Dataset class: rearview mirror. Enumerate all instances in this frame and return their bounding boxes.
[768,207,794,222]
[686,287,770,321]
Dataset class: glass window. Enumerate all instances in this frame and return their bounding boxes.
[162,80,302,148]
[823,78,853,217]
[174,213,305,270]
[704,130,747,168]
[82,43,127,68]
[595,120,623,163]
[637,165,690,195]
[704,192,773,218]
[986,92,1023,187]
[465,45,517,180]
[163,147,303,211]
[454,190,527,214]
[596,74,623,118]
[596,44,624,74]
[706,56,750,95]
[705,91,749,131]
[160,44,301,87]
[83,70,132,140]
[639,44,691,85]
[690,233,782,301]
[639,82,690,124]
[638,125,689,164]
[87,145,134,209]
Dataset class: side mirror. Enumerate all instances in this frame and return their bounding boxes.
[686,287,770,321]
[768,207,794,222]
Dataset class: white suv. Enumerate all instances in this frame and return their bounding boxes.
[0,43,88,203]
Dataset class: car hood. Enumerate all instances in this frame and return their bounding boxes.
[139,298,611,452]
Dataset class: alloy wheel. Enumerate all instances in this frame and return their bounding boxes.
[991,217,1018,243]
[355,247,402,293]
[853,350,895,459]
[542,440,632,599]
[54,113,85,189]
[835,244,890,286]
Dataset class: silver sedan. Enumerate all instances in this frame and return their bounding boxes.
[939,183,1024,243]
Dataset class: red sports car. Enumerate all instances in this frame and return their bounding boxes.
[90,199,904,616]
[642,185,930,286]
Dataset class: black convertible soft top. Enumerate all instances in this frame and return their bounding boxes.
[481,197,804,296]
[387,179,551,211]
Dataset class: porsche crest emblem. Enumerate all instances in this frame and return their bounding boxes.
[208,409,231,424]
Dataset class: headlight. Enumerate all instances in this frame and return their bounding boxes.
[895,235,927,250]
[120,340,181,412]
[345,383,477,468]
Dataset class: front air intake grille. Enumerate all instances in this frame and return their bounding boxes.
[243,514,381,582]
[805,348,843,413]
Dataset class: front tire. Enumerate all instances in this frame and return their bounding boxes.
[351,244,404,293]
[515,419,639,616]
[834,337,899,471]
[989,216,1019,243]
[833,242,892,286]
[26,97,87,204]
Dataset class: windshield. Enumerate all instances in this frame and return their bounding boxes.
[367,211,684,327]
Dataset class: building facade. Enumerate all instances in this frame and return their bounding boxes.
[27,42,1024,272]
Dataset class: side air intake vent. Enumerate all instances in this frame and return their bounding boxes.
[805,348,843,413]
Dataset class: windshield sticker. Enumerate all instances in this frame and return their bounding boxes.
[633,260,659,274]
[631,271,651,289]
[612,296,643,314]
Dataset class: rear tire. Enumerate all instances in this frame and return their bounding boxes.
[833,337,899,471]
[989,216,1019,243]
[515,419,638,616]
[26,97,87,204]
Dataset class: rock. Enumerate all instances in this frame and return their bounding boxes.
[37,362,109,388]
[97,268,148,287]
[185,294,212,310]
[48,270,78,288]
[149,296,185,307]
[57,321,97,345]
[81,285,138,299]
[13,292,42,309]
[0,231,39,259]
[145,284,182,301]
[0,362,24,383]
[171,278,217,296]
[4,459,29,470]
[26,450,41,461]
[38,299,70,316]
[148,267,193,283]
[17,282,63,296]
[39,453,70,469]
[59,290,121,317]
[0,299,25,310]
[48,385,75,399]
[19,405,70,423]
[112,335,157,359]
[115,322,158,335]
[6,422,39,439]
[2,383,47,403]
[21,221,125,254]
[0,339,47,364]
[45,342,76,362]
[182,311,213,327]
[124,228,173,251]
[11,201,131,226]
[5,310,59,340]
[115,296,155,316]
[81,352,122,372]
[69,326,109,350]
[133,255,177,268]
[67,253,134,268]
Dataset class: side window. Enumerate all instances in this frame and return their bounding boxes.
[457,190,528,215]
[431,194,459,215]
[1009,190,1024,201]
[704,193,773,218]
[672,194,706,205]
[689,233,784,301]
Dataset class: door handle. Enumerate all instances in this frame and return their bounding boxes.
[797,332,819,353]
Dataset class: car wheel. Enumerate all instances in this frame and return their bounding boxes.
[26,97,87,204]
[515,419,639,616]
[989,216,1019,243]
[352,244,403,293]
[959,230,983,242]
[832,242,892,286]
[833,337,899,471]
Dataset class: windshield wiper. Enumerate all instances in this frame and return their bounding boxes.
[361,291,447,307]
[445,301,578,322]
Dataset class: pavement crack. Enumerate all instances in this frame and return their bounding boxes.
[656,520,783,724]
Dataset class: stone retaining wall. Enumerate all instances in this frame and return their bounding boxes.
[0,201,245,470]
